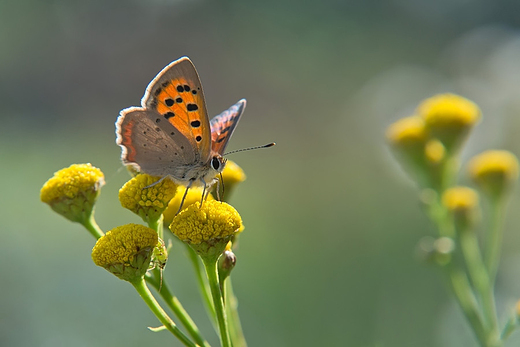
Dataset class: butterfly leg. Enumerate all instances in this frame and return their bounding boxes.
[144,175,170,189]
[199,179,207,207]
[176,179,195,215]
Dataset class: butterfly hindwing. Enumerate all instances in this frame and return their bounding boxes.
[210,99,246,155]
[116,107,197,177]
[141,57,212,162]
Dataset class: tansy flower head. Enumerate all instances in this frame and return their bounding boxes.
[119,174,177,225]
[468,150,519,199]
[163,186,214,227]
[40,163,104,224]
[92,223,158,282]
[170,200,243,261]
[386,116,428,148]
[386,116,442,189]
[442,186,480,228]
[418,94,481,153]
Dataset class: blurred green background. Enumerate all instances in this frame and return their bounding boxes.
[3,1,520,346]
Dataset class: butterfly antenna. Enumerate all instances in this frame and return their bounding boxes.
[224,142,276,156]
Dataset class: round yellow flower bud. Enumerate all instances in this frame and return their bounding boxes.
[119,174,177,224]
[468,150,519,199]
[386,116,428,148]
[170,200,243,260]
[92,223,158,282]
[418,94,481,153]
[442,186,480,228]
[40,163,104,223]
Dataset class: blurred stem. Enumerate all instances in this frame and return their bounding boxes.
[225,278,247,347]
[82,214,104,239]
[146,270,211,347]
[187,245,217,326]
[458,226,500,344]
[485,197,506,285]
[132,278,197,347]
[202,257,231,347]
[501,309,519,341]
[443,264,488,346]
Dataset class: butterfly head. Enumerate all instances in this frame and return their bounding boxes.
[210,154,227,176]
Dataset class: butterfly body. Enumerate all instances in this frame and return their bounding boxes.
[116,57,245,188]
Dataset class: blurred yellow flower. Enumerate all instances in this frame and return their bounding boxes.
[418,94,481,153]
[92,223,157,282]
[40,163,104,223]
[425,139,445,164]
[442,186,479,212]
[468,150,519,199]
[119,174,177,224]
[442,186,480,228]
[386,116,427,147]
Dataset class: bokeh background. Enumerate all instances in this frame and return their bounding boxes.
[3,1,520,346]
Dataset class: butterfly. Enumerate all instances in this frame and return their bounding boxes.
[115,57,245,198]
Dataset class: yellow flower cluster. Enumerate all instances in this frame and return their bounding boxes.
[387,94,481,190]
[40,163,104,223]
[163,187,214,226]
[119,174,177,224]
[469,150,519,199]
[171,200,243,245]
[92,223,158,282]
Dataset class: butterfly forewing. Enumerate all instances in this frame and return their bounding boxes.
[116,107,196,177]
[142,57,212,162]
[210,99,246,155]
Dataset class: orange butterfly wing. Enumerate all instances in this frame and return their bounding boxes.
[141,57,212,162]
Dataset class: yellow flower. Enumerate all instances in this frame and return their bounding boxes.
[170,200,243,260]
[425,139,445,164]
[418,94,481,153]
[163,186,214,226]
[41,163,104,223]
[119,174,178,224]
[442,186,480,228]
[92,223,157,282]
[386,116,428,148]
[468,150,519,199]
[386,116,443,189]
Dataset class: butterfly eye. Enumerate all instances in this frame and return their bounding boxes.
[211,157,221,171]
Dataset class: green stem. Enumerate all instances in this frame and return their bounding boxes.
[459,228,500,344]
[187,245,216,324]
[131,278,197,347]
[444,265,488,346]
[225,278,247,347]
[485,198,506,285]
[82,214,104,239]
[202,257,231,347]
[148,215,164,240]
[146,270,211,347]
[501,310,519,340]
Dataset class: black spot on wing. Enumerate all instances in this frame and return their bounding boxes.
[176,97,183,103]
[191,120,201,128]
[165,98,174,106]
[183,85,191,92]
[187,104,198,111]
[164,112,175,119]
[176,85,184,92]
[196,135,202,142]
